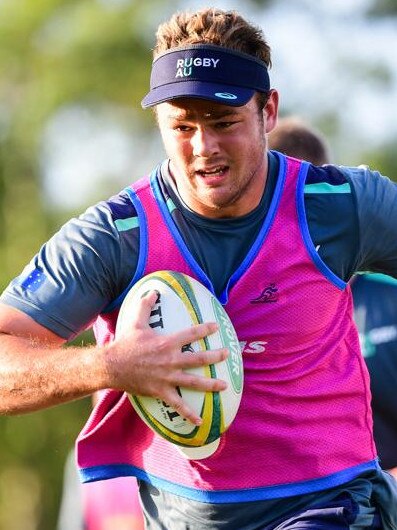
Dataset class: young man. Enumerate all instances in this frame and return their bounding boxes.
[269,117,397,481]
[1,8,397,529]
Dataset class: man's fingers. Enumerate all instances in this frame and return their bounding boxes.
[174,321,219,347]
[164,393,203,426]
[177,371,228,392]
[179,347,229,369]
[162,383,225,426]
[162,359,229,424]
[164,372,228,425]
[129,290,159,328]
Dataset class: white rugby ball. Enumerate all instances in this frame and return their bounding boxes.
[115,270,243,459]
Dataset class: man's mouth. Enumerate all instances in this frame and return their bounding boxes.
[196,166,228,177]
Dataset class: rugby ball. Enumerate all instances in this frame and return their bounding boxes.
[115,271,243,459]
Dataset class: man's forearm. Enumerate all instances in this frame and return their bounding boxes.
[0,334,108,414]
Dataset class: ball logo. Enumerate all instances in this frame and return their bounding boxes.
[212,299,243,393]
[214,92,238,100]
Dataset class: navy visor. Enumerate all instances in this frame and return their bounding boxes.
[141,44,270,108]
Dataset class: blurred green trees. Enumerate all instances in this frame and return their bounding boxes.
[366,0,397,16]
[0,0,158,284]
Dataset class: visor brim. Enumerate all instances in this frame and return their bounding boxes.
[141,82,255,108]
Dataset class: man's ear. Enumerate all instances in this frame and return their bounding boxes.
[264,89,279,133]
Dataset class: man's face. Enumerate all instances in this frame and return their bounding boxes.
[156,91,278,218]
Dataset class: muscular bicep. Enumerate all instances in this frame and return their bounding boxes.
[0,303,65,346]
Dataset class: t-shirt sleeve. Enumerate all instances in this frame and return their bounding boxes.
[344,166,397,278]
[0,194,139,340]
[304,164,359,282]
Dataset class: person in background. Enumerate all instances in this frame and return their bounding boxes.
[57,457,145,530]
[268,116,331,165]
[1,7,397,529]
[268,116,397,480]
[57,394,145,530]
[352,273,397,479]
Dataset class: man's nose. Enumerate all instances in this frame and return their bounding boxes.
[191,127,220,157]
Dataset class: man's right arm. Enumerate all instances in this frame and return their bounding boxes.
[0,304,107,414]
[0,295,228,423]
[0,193,228,422]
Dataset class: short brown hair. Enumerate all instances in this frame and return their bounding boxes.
[268,117,330,165]
[154,8,272,67]
[152,8,272,113]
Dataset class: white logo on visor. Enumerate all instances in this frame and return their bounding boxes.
[215,92,238,100]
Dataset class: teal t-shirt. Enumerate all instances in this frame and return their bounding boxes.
[1,152,397,339]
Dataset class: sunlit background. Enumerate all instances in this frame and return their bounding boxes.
[0,0,396,528]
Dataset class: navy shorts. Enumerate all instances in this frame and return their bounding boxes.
[265,495,380,529]
[138,469,396,529]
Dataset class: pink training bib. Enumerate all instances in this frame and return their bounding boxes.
[78,155,377,502]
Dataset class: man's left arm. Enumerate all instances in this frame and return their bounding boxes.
[347,167,397,278]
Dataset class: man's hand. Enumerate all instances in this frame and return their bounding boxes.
[105,290,229,425]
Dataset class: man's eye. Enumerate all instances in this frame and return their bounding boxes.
[174,125,192,132]
[215,121,235,129]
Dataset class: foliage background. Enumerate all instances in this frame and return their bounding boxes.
[0,0,396,528]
